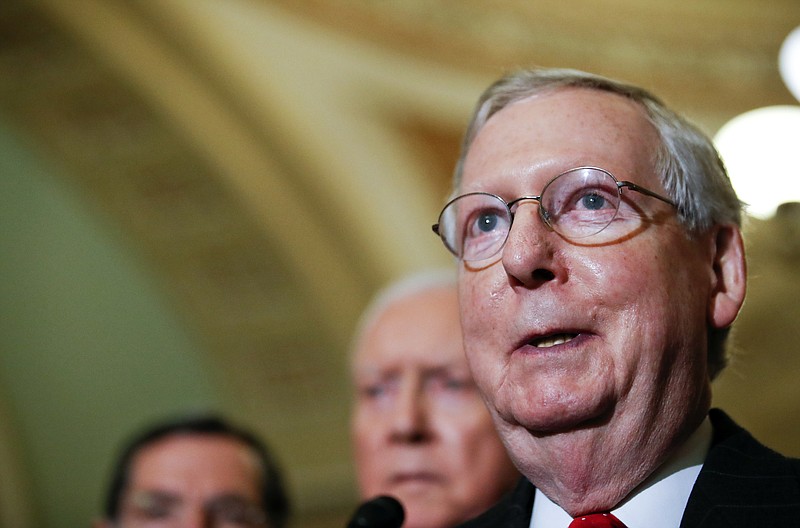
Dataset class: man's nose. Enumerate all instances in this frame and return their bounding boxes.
[501,203,558,288]
[180,507,213,528]
[389,381,430,444]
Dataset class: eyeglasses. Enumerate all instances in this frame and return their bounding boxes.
[432,166,676,262]
[120,491,269,528]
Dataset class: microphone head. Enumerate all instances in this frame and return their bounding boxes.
[347,495,405,528]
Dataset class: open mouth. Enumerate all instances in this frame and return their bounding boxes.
[530,333,578,348]
[391,472,441,485]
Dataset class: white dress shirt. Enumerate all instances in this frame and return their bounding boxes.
[530,417,712,528]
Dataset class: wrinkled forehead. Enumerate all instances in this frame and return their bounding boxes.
[353,338,467,376]
[352,326,468,378]
[127,434,263,496]
[352,289,467,374]
[460,88,660,192]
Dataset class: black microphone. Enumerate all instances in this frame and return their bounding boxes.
[347,495,405,528]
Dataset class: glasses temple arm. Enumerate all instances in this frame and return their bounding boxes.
[620,181,677,207]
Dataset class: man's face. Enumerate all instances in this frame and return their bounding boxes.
[115,435,265,528]
[458,88,724,490]
[351,286,519,528]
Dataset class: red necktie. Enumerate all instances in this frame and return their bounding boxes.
[568,512,627,528]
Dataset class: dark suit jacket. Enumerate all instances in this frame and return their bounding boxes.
[458,409,800,528]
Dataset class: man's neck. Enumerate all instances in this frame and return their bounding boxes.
[531,416,711,527]
[510,403,710,516]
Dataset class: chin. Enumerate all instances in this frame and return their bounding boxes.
[498,388,615,435]
[396,491,463,528]
[403,512,458,528]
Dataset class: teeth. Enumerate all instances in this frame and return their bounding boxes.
[533,333,576,348]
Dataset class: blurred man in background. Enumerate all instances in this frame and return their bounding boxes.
[350,270,519,528]
[94,414,289,528]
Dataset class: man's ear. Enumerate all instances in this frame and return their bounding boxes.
[708,224,747,329]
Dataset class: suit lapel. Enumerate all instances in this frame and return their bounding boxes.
[461,410,800,528]
[680,409,800,528]
[458,477,535,528]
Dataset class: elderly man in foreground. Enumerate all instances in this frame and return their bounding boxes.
[431,68,800,527]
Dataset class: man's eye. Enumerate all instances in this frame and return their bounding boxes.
[127,494,179,520]
[359,382,389,399]
[364,385,384,397]
[580,192,606,210]
[467,208,508,237]
[443,378,471,391]
[139,503,174,519]
[208,497,267,526]
[571,187,617,211]
[476,212,500,232]
[428,374,473,393]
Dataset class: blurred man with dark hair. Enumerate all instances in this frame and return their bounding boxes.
[94,414,289,528]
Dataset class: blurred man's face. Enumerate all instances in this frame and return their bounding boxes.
[114,435,266,528]
[351,286,519,528]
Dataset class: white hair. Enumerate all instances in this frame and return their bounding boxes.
[350,268,457,361]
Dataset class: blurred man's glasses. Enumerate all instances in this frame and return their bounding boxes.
[120,491,269,528]
[432,166,676,262]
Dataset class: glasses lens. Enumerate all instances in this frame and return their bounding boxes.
[208,497,267,528]
[438,193,511,261]
[540,168,621,239]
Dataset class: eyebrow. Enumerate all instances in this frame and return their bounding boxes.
[126,490,262,510]
[355,364,472,380]
[129,489,181,503]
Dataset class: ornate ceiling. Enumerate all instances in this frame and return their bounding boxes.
[0,1,798,527]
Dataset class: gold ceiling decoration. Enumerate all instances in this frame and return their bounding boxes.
[273,0,800,130]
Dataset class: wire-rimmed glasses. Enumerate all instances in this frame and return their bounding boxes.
[432,166,676,262]
[120,491,269,528]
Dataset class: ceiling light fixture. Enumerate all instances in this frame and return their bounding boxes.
[714,25,800,220]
